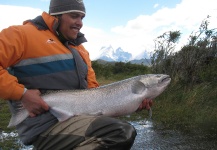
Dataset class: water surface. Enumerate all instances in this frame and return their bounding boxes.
[1,121,217,150]
[131,121,217,150]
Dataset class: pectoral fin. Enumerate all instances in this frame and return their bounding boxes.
[131,81,146,94]
[50,107,73,122]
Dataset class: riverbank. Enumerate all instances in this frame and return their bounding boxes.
[150,81,217,135]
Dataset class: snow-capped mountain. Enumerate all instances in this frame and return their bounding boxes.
[95,45,149,62]
[97,45,132,62]
[134,50,150,60]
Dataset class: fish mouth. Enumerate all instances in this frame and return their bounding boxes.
[160,75,171,84]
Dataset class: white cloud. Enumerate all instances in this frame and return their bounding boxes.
[0,5,42,31]
[153,3,159,9]
[81,26,113,59]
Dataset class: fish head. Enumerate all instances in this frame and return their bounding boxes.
[139,74,171,99]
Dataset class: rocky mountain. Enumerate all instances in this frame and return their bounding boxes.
[97,45,132,62]
[95,45,150,65]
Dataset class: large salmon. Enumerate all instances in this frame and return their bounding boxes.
[8,74,171,127]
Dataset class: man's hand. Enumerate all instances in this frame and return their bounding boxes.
[137,99,153,111]
[21,89,49,117]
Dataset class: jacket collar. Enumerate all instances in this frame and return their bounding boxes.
[24,12,87,46]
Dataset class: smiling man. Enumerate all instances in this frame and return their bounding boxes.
[0,0,154,149]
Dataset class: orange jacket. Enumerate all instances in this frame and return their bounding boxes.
[0,12,99,101]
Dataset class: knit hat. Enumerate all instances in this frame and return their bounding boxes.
[49,0,86,15]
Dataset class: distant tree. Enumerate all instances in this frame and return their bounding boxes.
[92,60,151,79]
[151,30,181,75]
[174,16,217,84]
[151,16,217,84]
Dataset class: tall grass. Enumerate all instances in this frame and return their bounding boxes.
[152,81,217,135]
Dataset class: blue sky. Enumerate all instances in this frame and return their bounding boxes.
[0,0,182,30]
[0,0,217,60]
[84,0,182,30]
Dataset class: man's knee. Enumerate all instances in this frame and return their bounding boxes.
[85,116,137,149]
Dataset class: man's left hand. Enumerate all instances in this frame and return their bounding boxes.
[137,99,153,111]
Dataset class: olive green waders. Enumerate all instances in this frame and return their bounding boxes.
[33,115,137,150]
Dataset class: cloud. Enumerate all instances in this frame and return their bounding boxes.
[153,3,159,9]
[81,26,113,59]
[104,0,217,57]
[0,5,42,31]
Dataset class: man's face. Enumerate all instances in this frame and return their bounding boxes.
[58,12,85,40]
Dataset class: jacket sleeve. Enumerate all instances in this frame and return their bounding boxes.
[76,45,99,88]
[0,26,25,100]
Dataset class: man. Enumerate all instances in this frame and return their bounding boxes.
[0,0,152,149]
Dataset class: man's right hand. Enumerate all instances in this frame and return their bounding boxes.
[20,89,49,117]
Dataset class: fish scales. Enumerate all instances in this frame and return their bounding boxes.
[8,74,171,127]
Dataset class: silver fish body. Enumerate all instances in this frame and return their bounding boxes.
[8,74,171,127]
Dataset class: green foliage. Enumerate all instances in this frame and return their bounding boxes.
[0,100,14,132]
[151,30,181,74]
[149,16,217,135]
[151,16,217,85]
[0,100,21,149]
[92,61,151,80]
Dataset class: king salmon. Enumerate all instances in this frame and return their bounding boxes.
[8,74,171,127]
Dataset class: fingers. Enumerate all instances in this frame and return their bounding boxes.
[144,101,150,110]
[140,99,153,110]
[41,101,49,111]
[137,104,143,111]
[35,89,41,95]
[29,112,36,117]
[31,100,49,117]
[28,104,49,117]
[21,89,49,117]
[143,99,153,110]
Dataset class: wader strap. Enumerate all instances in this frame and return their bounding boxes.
[65,42,87,89]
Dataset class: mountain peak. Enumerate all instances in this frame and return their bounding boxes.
[96,45,149,62]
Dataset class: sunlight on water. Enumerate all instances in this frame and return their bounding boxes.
[0,131,33,150]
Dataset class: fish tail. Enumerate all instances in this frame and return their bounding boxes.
[7,110,29,128]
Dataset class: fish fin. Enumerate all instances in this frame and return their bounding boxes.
[7,110,29,128]
[131,81,146,94]
[7,101,29,128]
[50,107,73,122]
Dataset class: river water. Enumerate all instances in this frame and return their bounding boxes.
[1,121,217,150]
[131,121,217,150]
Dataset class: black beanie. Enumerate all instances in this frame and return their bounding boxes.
[49,0,86,15]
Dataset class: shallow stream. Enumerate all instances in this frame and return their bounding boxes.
[131,121,217,150]
[1,120,217,150]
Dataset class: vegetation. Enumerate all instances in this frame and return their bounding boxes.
[0,17,216,148]
[149,16,217,134]
[92,61,151,81]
